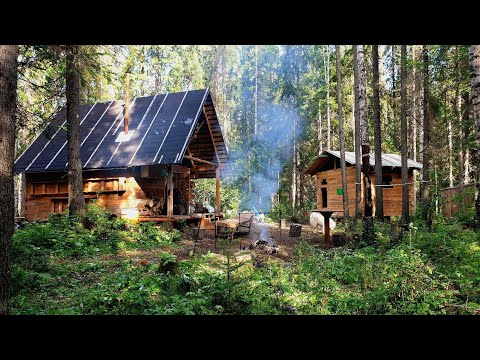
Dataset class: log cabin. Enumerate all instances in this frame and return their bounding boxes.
[305,150,422,217]
[14,88,230,222]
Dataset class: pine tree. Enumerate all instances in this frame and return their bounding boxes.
[66,45,85,218]
[0,45,18,315]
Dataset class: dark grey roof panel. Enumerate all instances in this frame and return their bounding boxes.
[14,108,67,172]
[80,101,124,166]
[27,105,94,172]
[85,95,155,169]
[14,88,225,173]
[46,101,112,170]
[108,94,162,168]
[128,91,186,166]
[156,89,207,164]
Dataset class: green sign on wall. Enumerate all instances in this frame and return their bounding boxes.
[337,188,343,195]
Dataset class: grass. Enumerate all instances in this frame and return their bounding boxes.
[10,204,480,315]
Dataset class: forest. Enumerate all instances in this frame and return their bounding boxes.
[0,44,479,315]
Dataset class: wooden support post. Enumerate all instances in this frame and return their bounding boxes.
[216,166,221,213]
[187,149,196,168]
[167,164,173,216]
[188,171,191,215]
[323,211,332,244]
[20,173,26,217]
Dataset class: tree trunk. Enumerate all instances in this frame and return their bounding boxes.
[468,45,480,226]
[463,92,471,184]
[456,62,464,188]
[296,143,302,210]
[400,45,410,225]
[444,70,453,189]
[66,45,86,219]
[325,46,331,150]
[411,46,417,211]
[222,45,228,144]
[358,46,374,241]
[254,45,258,138]
[372,45,384,220]
[421,45,432,230]
[318,99,323,155]
[391,45,399,150]
[336,46,349,217]
[353,46,362,219]
[291,118,297,212]
[0,45,18,315]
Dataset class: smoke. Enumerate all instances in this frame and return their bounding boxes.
[226,101,304,215]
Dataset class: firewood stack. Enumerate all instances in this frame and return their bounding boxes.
[144,197,165,216]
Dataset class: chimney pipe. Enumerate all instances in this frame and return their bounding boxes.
[125,73,130,135]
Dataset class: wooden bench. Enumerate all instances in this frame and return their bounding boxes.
[215,212,255,249]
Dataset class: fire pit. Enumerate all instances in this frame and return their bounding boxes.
[249,237,277,254]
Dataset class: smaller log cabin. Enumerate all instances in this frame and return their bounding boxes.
[14,88,230,222]
[305,150,422,217]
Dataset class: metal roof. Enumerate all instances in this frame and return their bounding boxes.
[15,88,229,176]
[305,149,422,175]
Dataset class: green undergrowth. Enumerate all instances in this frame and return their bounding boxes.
[10,204,480,315]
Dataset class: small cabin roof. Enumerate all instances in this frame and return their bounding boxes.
[14,88,229,178]
[305,149,423,175]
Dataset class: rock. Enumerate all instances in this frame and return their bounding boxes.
[289,223,302,237]
[282,305,297,314]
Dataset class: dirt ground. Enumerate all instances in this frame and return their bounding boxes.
[175,220,335,261]
[111,220,336,266]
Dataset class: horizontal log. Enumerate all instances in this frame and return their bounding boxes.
[192,165,217,172]
[184,155,218,167]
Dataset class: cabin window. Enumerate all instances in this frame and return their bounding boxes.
[321,178,327,185]
[382,175,393,188]
[321,188,328,208]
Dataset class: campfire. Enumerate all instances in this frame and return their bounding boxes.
[249,235,277,254]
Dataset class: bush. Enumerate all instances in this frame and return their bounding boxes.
[413,222,480,306]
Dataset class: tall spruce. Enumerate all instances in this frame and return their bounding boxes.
[0,45,18,315]
[372,45,384,220]
[421,45,432,230]
[353,45,362,219]
[336,45,349,217]
[468,45,480,226]
[358,45,374,241]
[66,45,85,218]
[401,45,410,225]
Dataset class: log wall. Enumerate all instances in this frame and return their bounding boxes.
[315,166,415,217]
[24,164,191,221]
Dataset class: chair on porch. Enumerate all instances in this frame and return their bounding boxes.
[215,211,255,250]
